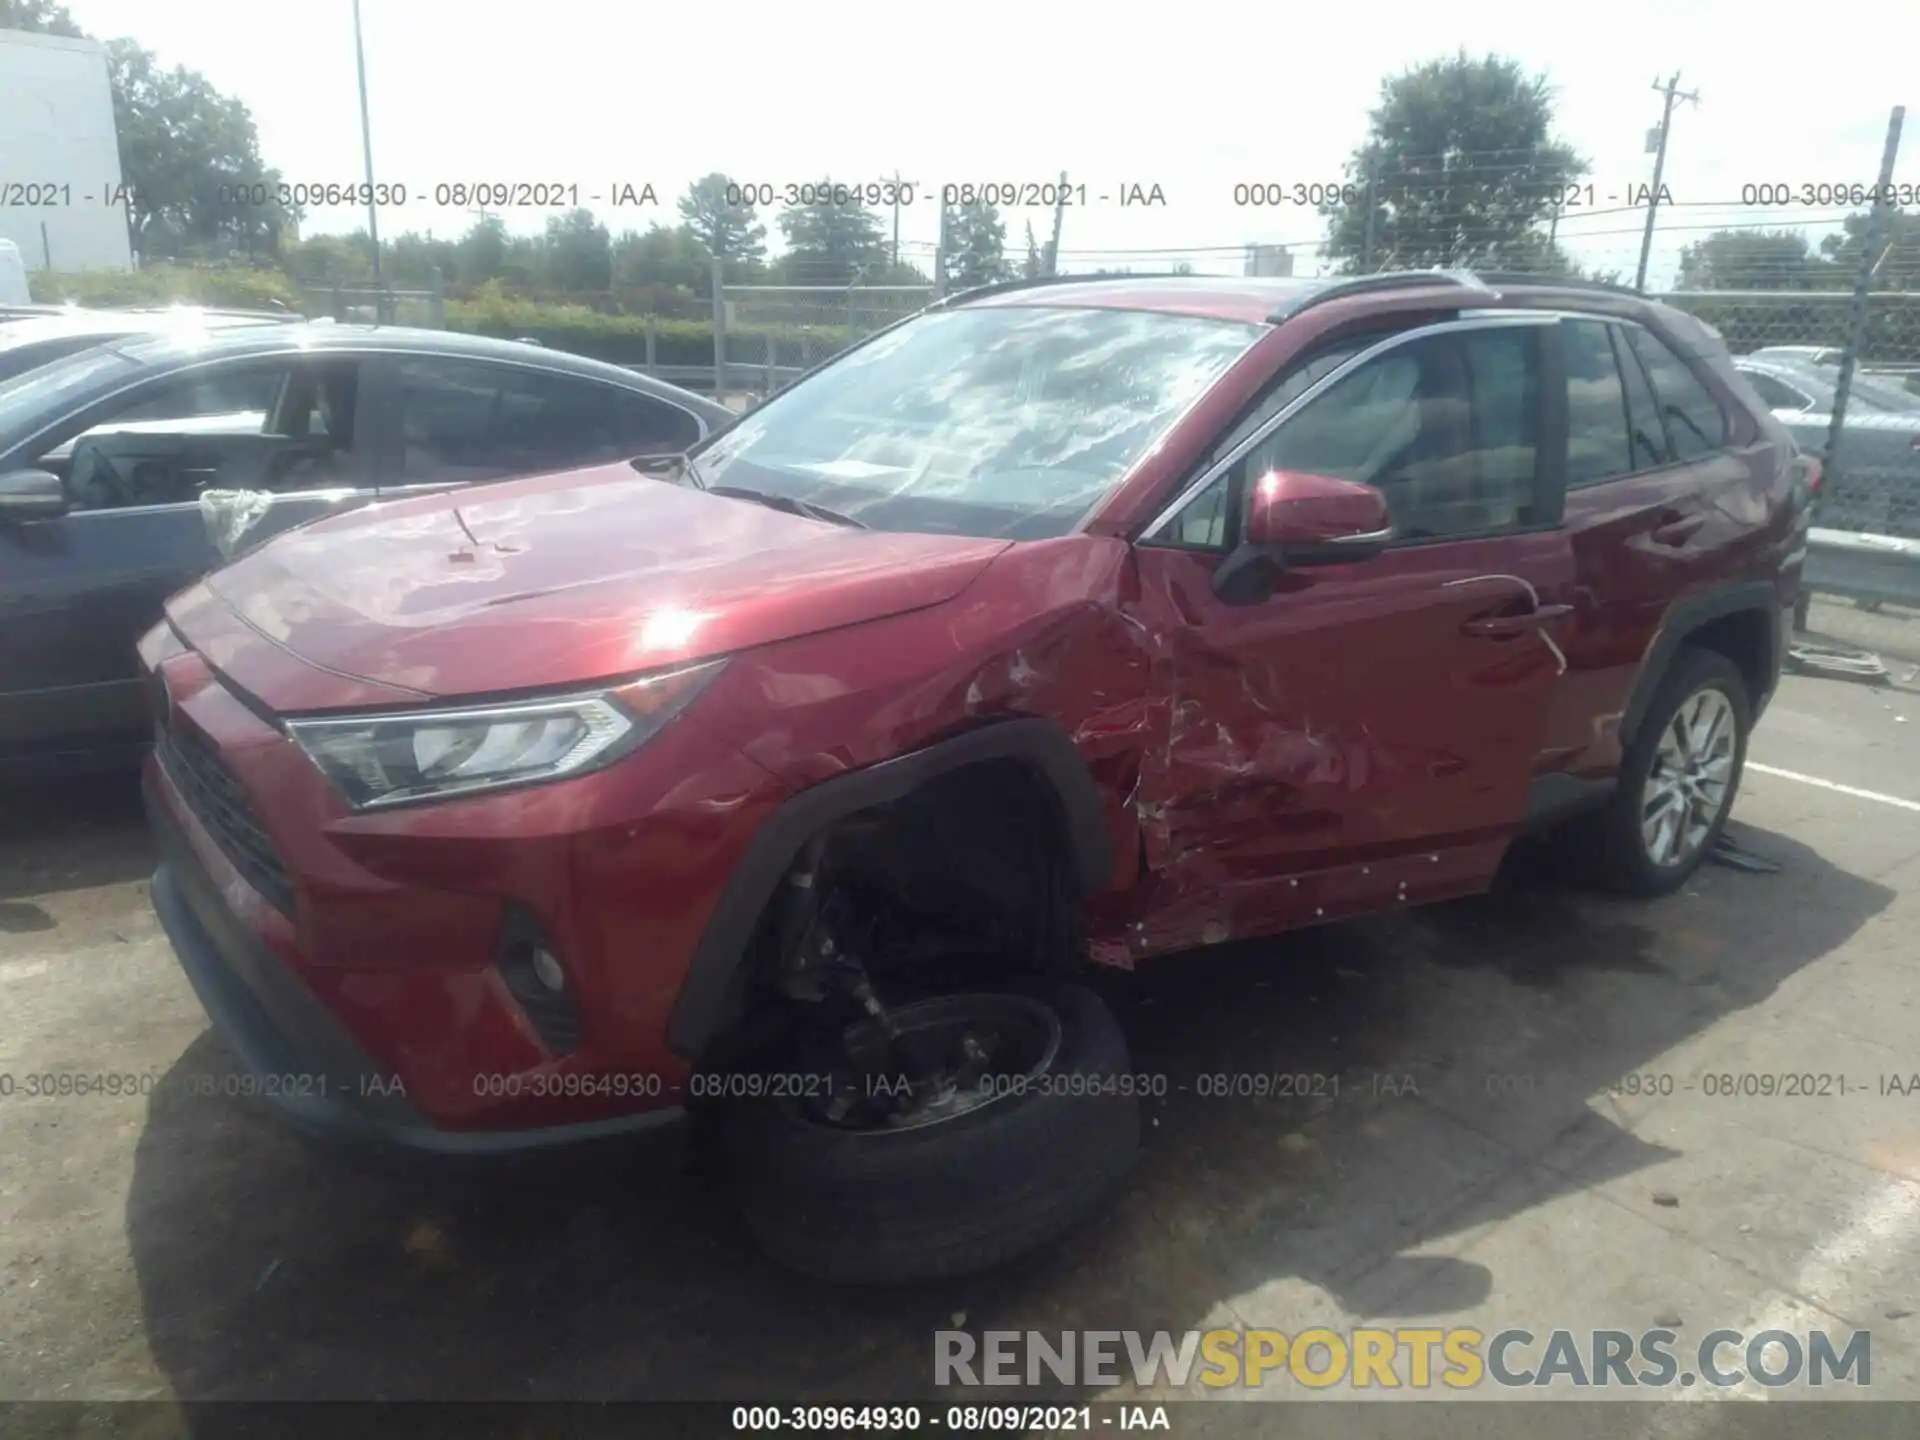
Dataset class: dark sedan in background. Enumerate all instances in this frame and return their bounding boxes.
[1732,352,1920,538]
[0,325,732,774]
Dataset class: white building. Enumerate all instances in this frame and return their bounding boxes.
[0,28,134,273]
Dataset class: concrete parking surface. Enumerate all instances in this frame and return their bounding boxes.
[4,663,1920,1435]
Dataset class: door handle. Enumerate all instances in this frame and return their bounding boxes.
[1461,603,1573,638]
[1650,511,1706,546]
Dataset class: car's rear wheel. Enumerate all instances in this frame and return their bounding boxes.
[1587,647,1750,896]
[719,982,1139,1284]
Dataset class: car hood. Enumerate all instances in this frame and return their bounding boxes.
[186,461,1012,701]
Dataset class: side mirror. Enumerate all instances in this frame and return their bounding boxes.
[1212,470,1393,604]
[0,469,67,522]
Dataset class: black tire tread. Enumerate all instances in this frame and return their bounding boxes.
[1586,646,1751,897]
[721,982,1139,1284]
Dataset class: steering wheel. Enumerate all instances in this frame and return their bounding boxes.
[66,441,134,511]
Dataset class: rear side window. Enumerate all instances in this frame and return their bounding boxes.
[1563,320,1632,485]
[1612,328,1670,470]
[1742,371,1810,411]
[1626,328,1727,460]
[395,359,702,484]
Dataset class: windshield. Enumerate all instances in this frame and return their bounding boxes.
[691,305,1263,539]
[0,346,141,451]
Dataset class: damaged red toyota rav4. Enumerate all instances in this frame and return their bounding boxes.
[142,271,1808,1282]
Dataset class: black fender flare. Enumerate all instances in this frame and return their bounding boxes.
[1619,581,1782,748]
[666,717,1118,1058]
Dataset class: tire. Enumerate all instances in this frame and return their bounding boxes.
[720,982,1139,1284]
[1587,647,1751,897]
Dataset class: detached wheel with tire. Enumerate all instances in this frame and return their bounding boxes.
[720,982,1139,1284]
[1590,647,1750,896]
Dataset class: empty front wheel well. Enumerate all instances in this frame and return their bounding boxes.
[667,719,1114,1062]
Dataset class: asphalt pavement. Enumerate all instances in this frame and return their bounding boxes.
[3,662,1920,1435]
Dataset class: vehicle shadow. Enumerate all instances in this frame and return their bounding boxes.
[0,772,150,925]
[124,818,1890,1411]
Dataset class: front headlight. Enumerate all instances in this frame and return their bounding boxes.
[285,659,725,810]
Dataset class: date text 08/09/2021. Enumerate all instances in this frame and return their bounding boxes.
[729,1404,1168,1433]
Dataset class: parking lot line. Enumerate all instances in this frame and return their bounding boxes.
[1747,762,1920,814]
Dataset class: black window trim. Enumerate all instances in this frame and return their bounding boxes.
[1138,312,1564,551]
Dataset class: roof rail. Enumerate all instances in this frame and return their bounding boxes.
[931,271,1207,311]
[1471,271,1645,297]
[1267,269,1494,322]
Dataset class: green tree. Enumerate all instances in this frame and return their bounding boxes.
[459,215,510,284]
[1820,211,1920,290]
[386,231,461,287]
[944,201,1008,289]
[776,181,888,285]
[105,40,292,260]
[612,224,710,291]
[1326,51,1585,273]
[0,0,84,35]
[284,232,375,285]
[1675,229,1839,290]
[540,208,613,291]
[677,173,767,274]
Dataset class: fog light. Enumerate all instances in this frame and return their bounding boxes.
[495,904,581,1054]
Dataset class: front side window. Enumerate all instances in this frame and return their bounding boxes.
[1158,325,1543,547]
[690,305,1263,539]
[1253,325,1541,540]
[29,356,360,511]
[1627,328,1727,460]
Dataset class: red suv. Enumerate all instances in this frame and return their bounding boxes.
[141,271,1807,1282]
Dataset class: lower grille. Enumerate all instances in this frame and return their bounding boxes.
[156,723,296,915]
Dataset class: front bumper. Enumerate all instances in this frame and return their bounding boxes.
[147,780,684,1155]
[136,611,795,1152]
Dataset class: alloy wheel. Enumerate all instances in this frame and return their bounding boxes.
[1639,686,1737,868]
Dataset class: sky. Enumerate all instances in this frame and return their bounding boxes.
[53,0,1920,290]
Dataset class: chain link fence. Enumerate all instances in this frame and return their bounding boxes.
[1651,287,1920,537]
[301,271,445,328]
[711,278,933,402]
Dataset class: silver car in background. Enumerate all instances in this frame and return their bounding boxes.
[1732,353,1920,538]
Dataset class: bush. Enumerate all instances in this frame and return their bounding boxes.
[27,263,302,311]
[444,280,852,366]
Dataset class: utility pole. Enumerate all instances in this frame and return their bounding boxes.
[1046,171,1069,277]
[891,170,902,270]
[933,203,950,300]
[1360,147,1379,272]
[1634,71,1698,292]
[352,0,382,283]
